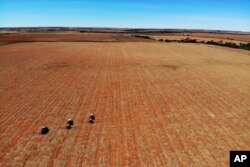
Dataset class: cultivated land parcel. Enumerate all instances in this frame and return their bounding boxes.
[0,31,250,166]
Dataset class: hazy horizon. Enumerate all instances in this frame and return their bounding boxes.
[0,0,249,31]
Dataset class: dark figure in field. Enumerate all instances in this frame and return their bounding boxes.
[89,113,95,123]
[66,123,72,129]
[66,119,73,129]
[41,126,49,135]
[67,119,74,126]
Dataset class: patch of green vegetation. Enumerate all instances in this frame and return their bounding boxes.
[132,35,153,39]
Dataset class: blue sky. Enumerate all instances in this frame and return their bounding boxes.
[0,0,249,31]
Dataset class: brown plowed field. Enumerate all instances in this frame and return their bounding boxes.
[0,33,116,42]
[0,42,249,166]
[0,33,155,43]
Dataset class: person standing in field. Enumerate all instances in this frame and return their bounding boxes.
[89,113,95,123]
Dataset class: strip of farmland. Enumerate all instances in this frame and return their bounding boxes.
[0,42,249,166]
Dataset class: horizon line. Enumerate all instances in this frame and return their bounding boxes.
[0,26,249,33]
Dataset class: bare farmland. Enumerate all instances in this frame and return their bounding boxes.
[0,42,249,166]
[153,33,250,43]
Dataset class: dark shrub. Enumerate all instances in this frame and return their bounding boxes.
[239,43,250,50]
[133,35,152,39]
[218,40,223,45]
[224,42,238,48]
[181,38,197,43]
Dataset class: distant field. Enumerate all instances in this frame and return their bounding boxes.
[0,33,116,42]
[153,35,248,44]
[1,31,250,44]
[153,33,250,43]
[0,33,155,43]
[0,41,249,166]
[186,33,250,42]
